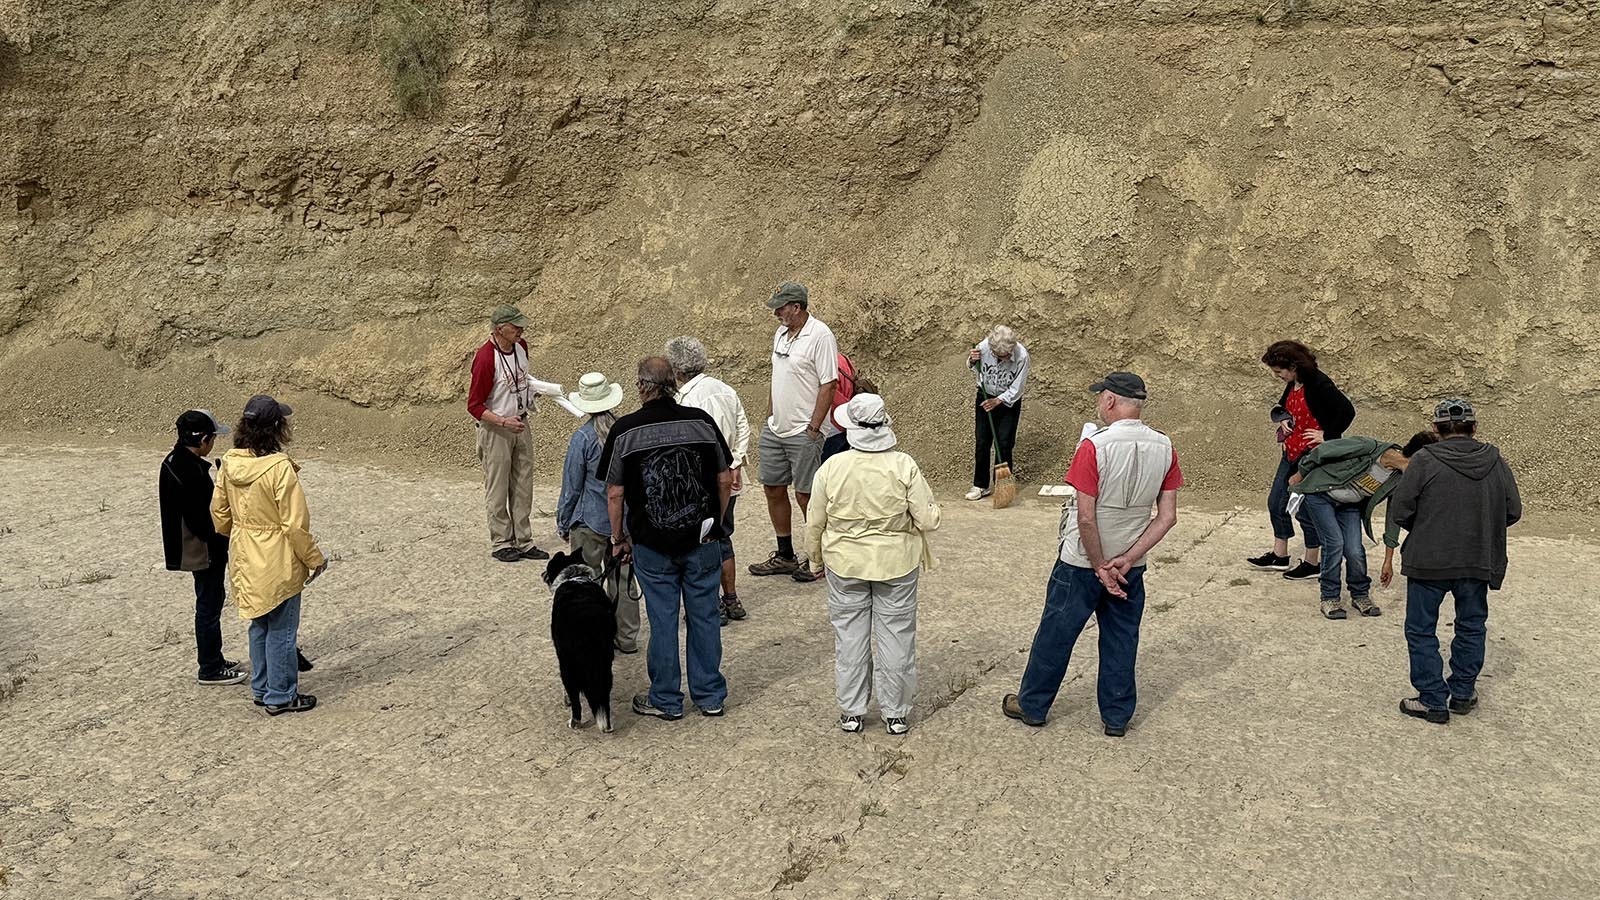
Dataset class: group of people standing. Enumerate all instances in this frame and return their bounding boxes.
[156,293,1522,733]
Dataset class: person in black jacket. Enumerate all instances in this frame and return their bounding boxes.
[160,410,247,685]
[1389,398,1521,724]
[1246,340,1356,580]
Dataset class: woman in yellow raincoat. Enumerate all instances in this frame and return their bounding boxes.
[212,395,327,716]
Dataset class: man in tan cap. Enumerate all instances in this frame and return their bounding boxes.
[467,304,562,562]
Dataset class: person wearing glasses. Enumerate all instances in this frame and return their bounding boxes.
[466,304,563,563]
[1389,398,1522,725]
[965,325,1031,501]
[751,281,839,584]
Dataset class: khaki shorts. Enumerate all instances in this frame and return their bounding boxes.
[759,426,825,493]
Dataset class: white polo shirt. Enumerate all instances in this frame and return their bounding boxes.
[767,315,839,439]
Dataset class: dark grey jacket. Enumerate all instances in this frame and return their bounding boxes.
[1390,438,1521,589]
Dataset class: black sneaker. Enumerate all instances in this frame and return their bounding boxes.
[1103,722,1127,737]
[721,595,747,621]
[1282,561,1320,581]
[631,692,683,720]
[520,546,551,561]
[1449,693,1479,715]
[197,665,247,686]
[719,608,730,627]
[1399,697,1449,724]
[1246,552,1291,571]
[492,548,522,563]
[698,704,725,717]
[1002,693,1045,727]
[264,693,318,716]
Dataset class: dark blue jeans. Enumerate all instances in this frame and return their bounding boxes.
[1405,578,1489,710]
[1017,561,1145,728]
[1301,493,1370,600]
[192,565,229,677]
[821,432,851,464]
[633,542,727,715]
[1268,453,1321,549]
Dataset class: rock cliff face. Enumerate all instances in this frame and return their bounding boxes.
[3,1,1596,505]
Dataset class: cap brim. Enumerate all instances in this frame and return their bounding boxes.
[1087,381,1108,393]
[277,402,294,417]
[213,423,233,435]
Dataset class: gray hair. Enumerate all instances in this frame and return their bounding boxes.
[664,336,709,378]
[590,411,618,444]
[988,325,1018,356]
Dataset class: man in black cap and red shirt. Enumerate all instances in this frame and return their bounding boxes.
[160,410,247,685]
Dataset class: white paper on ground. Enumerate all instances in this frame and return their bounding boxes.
[1038,485,1076,497]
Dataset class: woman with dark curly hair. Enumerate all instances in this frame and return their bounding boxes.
[1247,341,1355,581]
[211,395,327,716]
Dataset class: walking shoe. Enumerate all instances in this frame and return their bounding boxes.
[197,665,248,686]
[252,696,265,707]
[492,547,522,563]
[791,560,823,583]
[720,608,730,627]
[1350,594,1381,617]
[631,692,683,721]
[1320,598,1348,620]
[520,545,551,561]
[1103,722,1127,737]
[838,714,864,733]
[1246,551,1291,571]
[885,717,909,735]
[721,594,747,621]
[965,486,992,501]
[264,693,318,716]
[1282,561,1320,580]
[698,704,725,717]
[1449,693,1479,715]
[1399,697,1449,724]
[748,552,799,576]
[1001,693,1045,727]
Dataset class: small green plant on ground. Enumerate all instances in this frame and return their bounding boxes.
[76,571,113,585]
[1229,577,1251,587]
[377,0,448,116]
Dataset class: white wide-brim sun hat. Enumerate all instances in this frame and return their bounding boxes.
[568,372,624,414]
[835,393,897,452]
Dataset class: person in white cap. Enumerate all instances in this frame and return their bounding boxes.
[557,372,640,653]
[805,393,941,736]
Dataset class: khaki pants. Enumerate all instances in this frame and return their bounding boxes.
[477,421,534,552]
[826,568,919,719]
[568,525,642,652]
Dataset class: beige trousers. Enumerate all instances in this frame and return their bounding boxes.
[477,420,535,552]
[568,525,642,651]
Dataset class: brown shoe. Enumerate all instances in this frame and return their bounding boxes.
[1002,693,1045,727]
[748,552,799,577]
[790,560,823,583]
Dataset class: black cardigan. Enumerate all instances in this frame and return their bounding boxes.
[159,444,228,572]
[1278,368,1356,439]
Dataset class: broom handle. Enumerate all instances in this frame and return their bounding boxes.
[978,381,1005,468]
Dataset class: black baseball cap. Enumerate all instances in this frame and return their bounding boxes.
[175,409,230,439]
[1089,372,1148,401]
[241,394,293,425]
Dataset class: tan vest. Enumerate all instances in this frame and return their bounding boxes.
[1060,419,1174,569]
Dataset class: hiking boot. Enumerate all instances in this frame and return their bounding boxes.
[1399,697,1449,724]
[1320,598,1348,620]
[631,692,683,721]
[1449,693,1479,715]
[791,560,823,583]
[1103,722,1127,738]
[1001,693,1045,727]
[264,694,318,716]
[1283,561,1320,580]
[1246,552,1291,571]
[748,552,799,577]
[492,547,522,563]
[721,594,747,621]
[838,714,864,733]
[197,665,247,686]
[885,717,910,736]
[1350,594,1381,617]
[965,486,992,501]
[520,545,551,561]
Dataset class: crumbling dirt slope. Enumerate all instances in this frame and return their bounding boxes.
[2,2,1597,503]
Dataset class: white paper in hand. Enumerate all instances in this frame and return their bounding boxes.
[554,396,586,419]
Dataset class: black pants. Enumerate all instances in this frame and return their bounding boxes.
[974,394,1022,489]
[193,565,228,677]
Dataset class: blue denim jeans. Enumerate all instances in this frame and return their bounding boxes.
[1017,561,1146,728]
[1301,493,1370,600]
[1269,453,1321,548]
[633,542,727,715]
[248,593,302,706]
[1405,578,1489,711]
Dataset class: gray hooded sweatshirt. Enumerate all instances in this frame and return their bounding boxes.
[1389,437,1522,589]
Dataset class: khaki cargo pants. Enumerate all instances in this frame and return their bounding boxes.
[477,419,535,553]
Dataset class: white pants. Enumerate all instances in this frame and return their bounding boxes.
[826,569,919,719]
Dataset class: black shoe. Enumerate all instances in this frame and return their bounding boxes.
[492,548,522,563]
[252,697,265,707]
[699,704,725,717]
[1103,722,1127,737]
[1002,693,1045,727]
[719,609,730,627]
[521,546,551,561]
[614,642,639,655]
[1282,561,1320,581]
[297,649,314,672]
[1246,552,1291,571]
[1399,697,1449,724]
[631,692,683,720]
[721,595,747,621]
[197,665,247,686]
[1449,693,1479,715]
[791,560,823,583]
[264,693,318,716]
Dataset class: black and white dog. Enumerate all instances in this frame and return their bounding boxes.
[542,549,617,732]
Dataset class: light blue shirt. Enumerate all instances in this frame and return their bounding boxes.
[557,420,612,537]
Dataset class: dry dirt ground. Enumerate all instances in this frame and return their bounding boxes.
[2,442,1597,900]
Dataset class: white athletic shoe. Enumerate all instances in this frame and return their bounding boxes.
[965,486,991,501]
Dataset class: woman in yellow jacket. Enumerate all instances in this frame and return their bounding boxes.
[211,395,327,716]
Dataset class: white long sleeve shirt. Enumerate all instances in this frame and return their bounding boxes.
[973,340,1031,406]
[677,373,751,470]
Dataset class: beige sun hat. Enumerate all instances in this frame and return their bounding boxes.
[568,372,624,414]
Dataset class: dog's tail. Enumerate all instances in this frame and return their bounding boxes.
[594,704,613,734]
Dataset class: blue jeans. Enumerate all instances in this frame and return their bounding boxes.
[1301,493,1370,600]
[633,542,727,715]
[248,593,302,706]
[1017,561,1146,728]
[1405,578,1489,710]
[1268,453,1320,548]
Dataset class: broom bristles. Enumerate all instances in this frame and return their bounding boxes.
[991,464,1018,509]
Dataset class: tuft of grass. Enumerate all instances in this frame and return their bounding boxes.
[377,0,448,116]
[859,799,888,819]
[1229,577,1251,587]
[1156,555,1181,565]
[76,571,113,585]
[96,500,111,513]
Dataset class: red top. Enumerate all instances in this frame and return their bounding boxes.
[466,338,528,421]
[1064,440,1185,497]
[1283,385,1321,462]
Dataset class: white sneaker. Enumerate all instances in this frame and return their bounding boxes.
[838,714,864,733]
[965,486,991,501]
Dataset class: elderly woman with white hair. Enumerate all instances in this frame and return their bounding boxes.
[966,325,1031,501]
[806,393,941,735]
[557,372,640,652]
